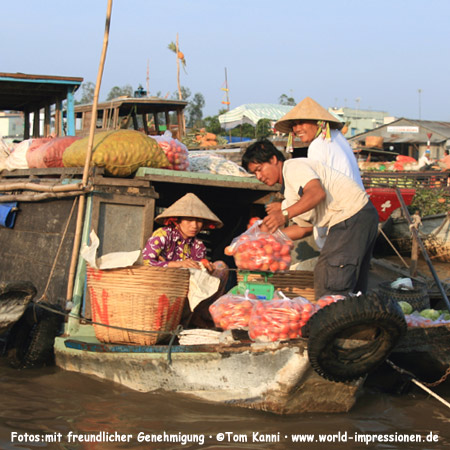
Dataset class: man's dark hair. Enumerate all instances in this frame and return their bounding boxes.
[241,139,285,171]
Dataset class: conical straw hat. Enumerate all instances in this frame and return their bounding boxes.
[155,193,223,228]
[274,97,343,134]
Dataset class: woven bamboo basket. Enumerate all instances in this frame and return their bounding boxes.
[236,270,315,301]
[87,265,190,345]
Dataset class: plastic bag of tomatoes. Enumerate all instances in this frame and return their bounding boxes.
[316,294,346,308]
[152,131,189,171]
[209,292,259,330]
[224,220,294,272]
[248,293,319,342]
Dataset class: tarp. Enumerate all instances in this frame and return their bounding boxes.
[218,103,293,130]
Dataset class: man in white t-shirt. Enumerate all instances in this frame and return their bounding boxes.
[274,97,364,248]
[242,139,379,298]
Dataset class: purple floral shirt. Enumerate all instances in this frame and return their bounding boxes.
[142,226,206,267]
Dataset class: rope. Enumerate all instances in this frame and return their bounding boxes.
[386,359,450,409]
[36,197,78,304]
[34,300,184,338]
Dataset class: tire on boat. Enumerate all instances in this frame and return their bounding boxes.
[7,303,62,369]
[305,292,407,382]
[376,280,430,311]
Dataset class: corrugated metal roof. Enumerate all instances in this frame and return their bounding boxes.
[218,103,293,130]
[349,118,450,144]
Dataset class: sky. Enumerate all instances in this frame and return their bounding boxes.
[2,0,450,121]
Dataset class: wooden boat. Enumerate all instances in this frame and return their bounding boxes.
[0,281,36,335]
[54,333,362,415]
[384,212,450,263]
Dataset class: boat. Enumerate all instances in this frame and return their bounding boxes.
[55,334,362,414]
[0,281,36,335]
[383,212,450,263]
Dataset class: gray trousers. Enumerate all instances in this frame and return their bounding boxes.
[314,201,379,299]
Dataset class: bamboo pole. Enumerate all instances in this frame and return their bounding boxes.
[0,182,84,193]
[394,187,450,312]
[66,0,113,302]
[0,189,90,203]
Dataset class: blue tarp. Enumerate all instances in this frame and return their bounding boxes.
[223,136,252,143]
[0,202,18,228]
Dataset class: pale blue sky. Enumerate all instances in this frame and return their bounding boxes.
[2,0,449,120]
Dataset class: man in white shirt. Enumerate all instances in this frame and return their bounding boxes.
[242,139,379,298]
[274,97,364,248]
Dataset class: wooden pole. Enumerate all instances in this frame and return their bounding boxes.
[66,0,113,302]
[176,33,181,100]
[394,187,450,312]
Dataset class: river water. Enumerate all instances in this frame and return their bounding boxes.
[1,356,449,450]
[1,256,449,450]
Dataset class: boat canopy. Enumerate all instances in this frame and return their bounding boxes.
[0,72,83,138]
[218,103,293,130]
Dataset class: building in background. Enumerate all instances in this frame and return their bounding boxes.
[0,111,23,140]
[348,117,450,160]
[328,106,392,137]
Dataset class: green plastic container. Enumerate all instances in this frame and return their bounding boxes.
[229,271,275,300]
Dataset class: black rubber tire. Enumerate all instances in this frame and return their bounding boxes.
[377,280,430,311]
[306,292,407,382]
[7,304,62,369]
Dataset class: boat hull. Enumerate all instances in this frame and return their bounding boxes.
[54,336,362,415]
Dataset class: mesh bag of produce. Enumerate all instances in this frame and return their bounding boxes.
[152,131,189,171]
[248,293,319,342]
[26,136,80,168]
[209,292,259,330]
[63,130,169,176]
[224,220,293,272]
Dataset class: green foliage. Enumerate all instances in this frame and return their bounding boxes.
[204,115,224,135]
[186,92,205,127]
[409,188,449,216]
[230,123,256,139]
[279,93,296,106]
[106,85,133,101]
[255,118,272,139]
[76,81,95,104]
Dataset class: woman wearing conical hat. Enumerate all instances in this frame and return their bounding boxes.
[143,193,224,270]
[142,193,228,327]
[275,97,363,189]
[275,97,364,249]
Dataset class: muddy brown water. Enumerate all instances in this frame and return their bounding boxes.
[0,357,449,449]
[1,258,449,450]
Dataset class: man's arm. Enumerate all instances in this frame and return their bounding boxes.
[263,179,326,233]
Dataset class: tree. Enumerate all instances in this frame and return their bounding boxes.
[76,81,95,104]
[171,86,191,101]
[186,92,205,127]
[106,84,133,101]
[279,93,296,106]
[255,118,272,139]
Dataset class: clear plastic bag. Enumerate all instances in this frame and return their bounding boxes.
[224,220,294,272]
[209,292,259,330]
[316,294,346,308]
[152,130,189,171]
[248,292,319,342]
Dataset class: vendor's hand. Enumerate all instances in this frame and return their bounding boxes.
[263,210,285,233]
[265,202,282,214]
[168,259,201,269]
[200,258,214,273]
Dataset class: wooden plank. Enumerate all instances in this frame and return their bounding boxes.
[136,167,279,191]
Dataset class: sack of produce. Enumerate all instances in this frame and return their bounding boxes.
[248,293,319,342]
[63,130,169,176]
[224,220,293,272]
[209,292,258,330]
[316,294,346,308]
[151,130,189,171]
[26,136,80,168]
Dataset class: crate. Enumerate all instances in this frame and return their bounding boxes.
[236,270,315,301]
